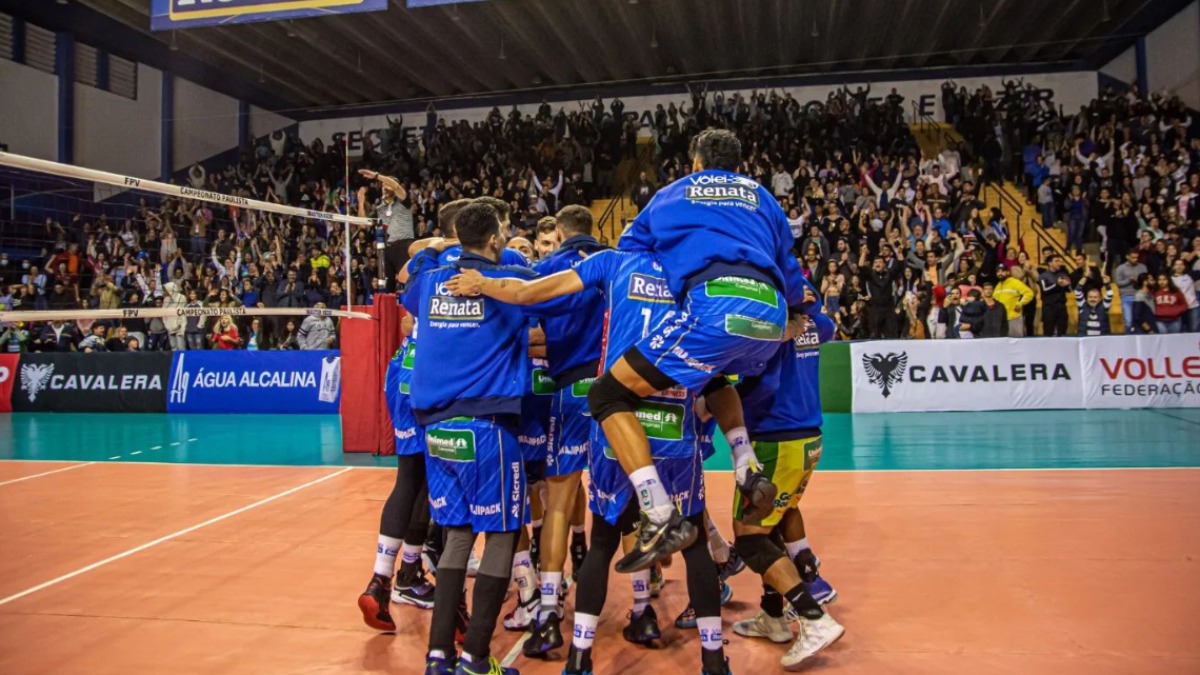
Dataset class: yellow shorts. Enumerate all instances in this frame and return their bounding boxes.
[732,435,822,528]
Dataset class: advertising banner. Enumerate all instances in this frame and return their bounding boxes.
[11,353,171,413]
[151,0,388,31]
[850,338,1083,413]
[1080,335,1200,409]
[0,354,18,413]
[168,350,341,414]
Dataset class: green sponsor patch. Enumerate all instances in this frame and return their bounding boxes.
[532,368,556,395]
[426,428,476,462]
[634,400,686,441]
[402,343,416,369]
[725,315,783,341]
[571,378,595,398]
[399,382,410,395]
[704,277,779,308]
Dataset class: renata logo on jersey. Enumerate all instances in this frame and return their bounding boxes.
[627,273,673,304]
[686,173,760,189]
[684,184,759,208]
[428,296,484,321]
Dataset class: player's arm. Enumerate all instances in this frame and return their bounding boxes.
[529,326,547,358]
[446,268,585,305]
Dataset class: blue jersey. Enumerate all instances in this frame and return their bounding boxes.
[384,337,424,454]
[441,246,530,267]
[575,249,698,456]
[619,169,811,311]
[530,234,609,388]
[739,313,836,441]
[402,252,534,425]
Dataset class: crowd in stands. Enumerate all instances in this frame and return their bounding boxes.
[1,79,1197,353]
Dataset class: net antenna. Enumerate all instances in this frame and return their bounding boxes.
[0,151,374,322]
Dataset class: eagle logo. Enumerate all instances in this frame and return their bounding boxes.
[862,352,907,398]
[21,363,55,402]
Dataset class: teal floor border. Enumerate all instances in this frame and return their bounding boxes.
[2,410,1198,472]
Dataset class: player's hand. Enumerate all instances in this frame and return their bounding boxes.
[784,314,812,341]
[693,396,714,423]
[358,169,379,180]
[446,269,485,296]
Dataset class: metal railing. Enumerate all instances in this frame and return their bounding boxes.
[596,195,624,242]
[981,180,1074,270]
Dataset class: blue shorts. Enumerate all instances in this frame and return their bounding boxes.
[587,424,705,526]
[386,346,424,456]
[424,417,526,533]
[697,417,717,461]
[546,378,594,477]
[519,401,551,464]
[394,422,425,456]
[635,277,787,390]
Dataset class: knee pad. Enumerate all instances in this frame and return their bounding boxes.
[734,534,786,576]
[587,372,642,423]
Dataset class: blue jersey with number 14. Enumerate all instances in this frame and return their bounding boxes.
[574,249,697,456]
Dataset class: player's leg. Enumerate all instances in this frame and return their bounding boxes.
[425,526,473,674]
[526,471,580,655]
[779,505,836,605]
[569,482,588,580]
[359,453,425,631]
[731,437,842,669]
[503,524,539,631]
[395,476,437,608]
[703,381,779,522]
[454,418,526,675]
[560,509,624,673]
[679,513,729,675]
[528,464,546,571]
[589,353,697,572]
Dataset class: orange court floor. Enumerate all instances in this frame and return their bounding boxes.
[1,409,1199,675]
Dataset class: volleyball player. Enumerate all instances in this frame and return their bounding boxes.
[727,313,844,669]
[446,248,731,675]
[519,205,608,655]
[586,129,819,573]
[403,202,536,675]
[358,312,436,631]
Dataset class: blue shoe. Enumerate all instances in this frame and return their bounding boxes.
[425,653,457,675]
[806,575,838,606]
[454,654,517,675]
[719,581,733,607]
[716,549,746,582]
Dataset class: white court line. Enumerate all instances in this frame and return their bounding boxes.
[108,456,122,461]
[0,462,94,487]
[0,466,352,607]
[500,577,576,669]
[149,445,163,451]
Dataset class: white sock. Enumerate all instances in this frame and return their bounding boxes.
[513,551,536,603]
[631,569,651,617]
[374,535,402,577]
[707,519,731,564]
[539,571,563,620]
[531,519,543,529]
[727,426,754,481]
[400,543,422,566]
[630,465,674,524]
[785,538,810,560]
[697,616,723,651]
[571,524,586,535]
[572,612,599,650]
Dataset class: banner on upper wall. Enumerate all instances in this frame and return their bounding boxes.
[150,0,389,31]
[1080,334,1200,409]
[10,353,171,413]
[0,354,18,413]
[168,350,341,414]
[850,338,1083,413]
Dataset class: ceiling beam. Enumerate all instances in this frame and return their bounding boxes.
[955,0,1016,65]
[523,0,606,85]
[1011,0,1086,62]
[912,0,958,68]
[384,4,509,93]
[486,1,576,87]
[324,12,465,97]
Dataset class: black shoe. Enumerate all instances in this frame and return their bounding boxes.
[522,613,564,658]
[357,573,396,632]
[736,468,778,524]
[423,532,444,577]
[563,645,594,674]
[615,510,698,574]
[622,605,661,646]
[570,532,587,582]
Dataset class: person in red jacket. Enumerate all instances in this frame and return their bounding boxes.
[1153,274,1188,334]
[210,315,241,349]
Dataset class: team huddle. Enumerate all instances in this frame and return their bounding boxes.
[358,130,845,675]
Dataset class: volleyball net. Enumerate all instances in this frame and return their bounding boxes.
[0,150,375,324]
